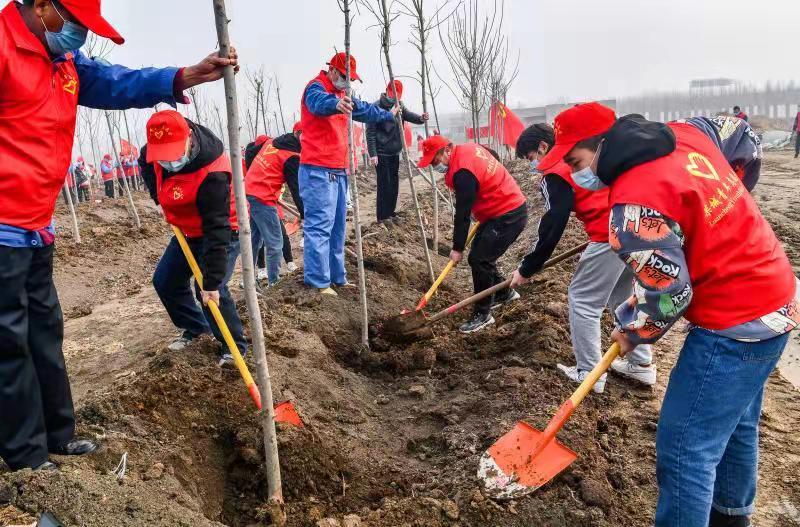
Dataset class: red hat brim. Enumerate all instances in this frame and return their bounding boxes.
[417,147,441,169]
[146,140,186,163]
[537,141,577,173]
[61,1,125,45]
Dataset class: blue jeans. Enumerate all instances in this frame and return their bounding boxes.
[299,164,348,288]
[655,328,788,526]
[152,236,247,355]
[248,196,282,285]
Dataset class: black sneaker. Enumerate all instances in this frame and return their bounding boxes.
[50,439,98,457]
[491,289,520,310]
[709,509,751,527]
[459,313,495,334]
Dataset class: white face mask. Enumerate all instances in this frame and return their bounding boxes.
[333,77,348,91]
[158,154,190,173]
[571,144,606,191]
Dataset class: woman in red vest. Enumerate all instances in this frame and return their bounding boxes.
[141,110,246,367]
[511,122,655,393]
[245,129,302,285]
[542,102,799,527]
[418,135,527,333]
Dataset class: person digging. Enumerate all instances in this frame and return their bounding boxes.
[140,110,247,368]
[298,51,397,296]
[244,124,302,286]
[0,0,238,473]
[542,101,799,527]
[418,135,527,333]
[510,119,655,392]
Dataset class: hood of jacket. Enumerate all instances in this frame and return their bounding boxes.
[174,119,225,175]
[597,114,677,186]
[272,132,301,153]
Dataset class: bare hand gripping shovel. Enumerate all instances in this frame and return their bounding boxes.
[478,343,621,500]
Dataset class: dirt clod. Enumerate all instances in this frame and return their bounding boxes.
[580,478,613,509]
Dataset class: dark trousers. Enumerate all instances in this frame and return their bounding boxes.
[468,205,528,315]
[281,221,293,263]
[375,154,401,222]
[104,180,115,198]
[61,187,76,205]
[77,187,90,203]
[795,133,800,157]
[152,236,247,354]
[0,245,74,470]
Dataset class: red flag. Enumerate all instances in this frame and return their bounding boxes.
[489,101,525,147]
[120,139,138,158]
[465,126,490,140]
[404,123,413,148]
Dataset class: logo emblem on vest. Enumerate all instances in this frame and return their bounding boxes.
[173,186,184,201]
[685,152,720,181]
[62,74,77,95]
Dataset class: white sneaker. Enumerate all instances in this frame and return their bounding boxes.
[168,336,193,352]
[611,358,657,386]
[556,364,607,394]
[256,268,269,282]
[218,353,235,368]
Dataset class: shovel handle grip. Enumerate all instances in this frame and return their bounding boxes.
[427,241,590,323]
[278,198,301,219]
[171,226,262,410]
[416,222,480,311]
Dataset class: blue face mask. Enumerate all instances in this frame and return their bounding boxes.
[158,154,190,173]
[571,145,606,191]
[41,3,88,57]
[433,163,448,174]
[529,159,540,172]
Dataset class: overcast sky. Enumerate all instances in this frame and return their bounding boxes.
[85,0,800,146]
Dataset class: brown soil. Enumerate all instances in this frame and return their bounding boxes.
[1,156,799,527]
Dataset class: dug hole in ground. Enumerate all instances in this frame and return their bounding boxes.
[1,152,799,527]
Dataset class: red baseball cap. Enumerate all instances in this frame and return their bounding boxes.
[538,102,616,171]
[292,121,302,133]
[255,135,271,147]
[387,80,403,100]
[418,135,451,168]
[60,0,125,45]
[146,110,190,162]
[327,52,361,82]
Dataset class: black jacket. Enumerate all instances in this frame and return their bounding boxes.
[140,120,232,291]
[597,115,676,187]
[366,94,425,157]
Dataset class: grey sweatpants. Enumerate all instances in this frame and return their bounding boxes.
[568,241,652,371]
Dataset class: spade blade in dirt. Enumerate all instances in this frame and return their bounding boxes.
[478,343,620,501]
[477,422,577,500]
[274,400,304,428]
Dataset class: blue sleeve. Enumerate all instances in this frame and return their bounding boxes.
[304,82,341,116]
[74,50,181,110]
[352,96,394,124]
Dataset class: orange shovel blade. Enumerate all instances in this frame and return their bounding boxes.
[274,400,304,428]
[478,421,577,501]
[284,218,300,235]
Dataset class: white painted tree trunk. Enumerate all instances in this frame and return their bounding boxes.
[104,111,141,229]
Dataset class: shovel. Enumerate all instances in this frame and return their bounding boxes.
[379,241,589,342]
[477,342,621,501]
[171,226,302,426]
[414,222,479,311]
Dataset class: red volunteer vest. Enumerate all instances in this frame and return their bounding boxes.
[300,71,348,169]
[548,160,610,242]
[796,112,800,132]
[610,123,795,329]
[0,3,80,229]
[444,143,526,223]
[100,161,114,181]
[245,143,296,206]
[155,154,239,238]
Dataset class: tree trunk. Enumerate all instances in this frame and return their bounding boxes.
[63,178,81,244]
[105,111,141,228]
[344,0,370,349]
[379,0,435,284]
[211,2,285,525]
[417,22,439,259]
[276,80,288,133]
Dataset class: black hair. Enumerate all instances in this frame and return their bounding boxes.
[573,134,604,152]
[733,106,741,112]
[515,123,555,159]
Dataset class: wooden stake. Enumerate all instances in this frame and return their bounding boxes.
[104,111,141,229]
[344,0,370,349]
[62,177,81,244]
[211,2,285,524]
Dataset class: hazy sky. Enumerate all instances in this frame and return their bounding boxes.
[89,0,800,134]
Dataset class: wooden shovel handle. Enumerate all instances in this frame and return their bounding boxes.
[426,241,589,323]
[416,222,480,311]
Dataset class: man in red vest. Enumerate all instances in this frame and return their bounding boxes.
[299,52,396,295]
[419,135,528,333]
[100,153,115,198]
[511,121,654,392]
[141,110,246,367]
[0,0,239,472]
[245,127,302,285]
[733,105,748,122]
[793,108,800,158]
[540,102,799,527]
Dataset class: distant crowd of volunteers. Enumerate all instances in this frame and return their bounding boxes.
[1,1,797,526]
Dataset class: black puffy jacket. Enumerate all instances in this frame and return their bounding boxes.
[366,94,425,157]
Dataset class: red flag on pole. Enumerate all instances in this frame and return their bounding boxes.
[404,123,413,149]
[465,126,490,140]
[120,139,138,158]
[489,101,525,147]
